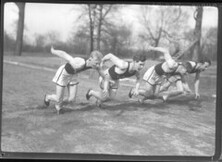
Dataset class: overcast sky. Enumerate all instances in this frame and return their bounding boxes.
[4,3,218,44]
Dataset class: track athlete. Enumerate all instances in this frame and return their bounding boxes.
[44,47,103,114]
[159,58,211,100]
[129,46,187,103]
[86,53,146,107]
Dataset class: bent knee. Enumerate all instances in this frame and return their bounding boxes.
[144,91,152,97]
[55,97,63,104]
[177,90,184,94]
[101,95,110,102]
[67,96,76,102]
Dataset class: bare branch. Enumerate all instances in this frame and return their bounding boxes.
[193,7,198,21]
[175,39,199,60]
[141,8,156,41]
[103,5,112,19]
[171,6,182,24]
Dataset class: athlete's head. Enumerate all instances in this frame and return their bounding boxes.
[199,57,211,71]
[132,54,146,71]
[88,50,103,69]
[184,62,193,73]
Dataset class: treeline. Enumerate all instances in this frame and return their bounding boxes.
[4,4,218,61]
[4,26,217,60]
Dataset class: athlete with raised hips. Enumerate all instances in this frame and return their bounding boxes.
[85,53,146,107]
[159,57,211,100]
[44,47,103,114]
[129,46,187,103]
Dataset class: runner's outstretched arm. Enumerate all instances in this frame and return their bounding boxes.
[96,67,106,78]
[51,46,73,63]
[101,53,128,69]
[147,46,172,62]
[147,46,176,68]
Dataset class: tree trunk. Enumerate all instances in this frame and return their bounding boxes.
[15,2,25,56]
[97,5,103,51]
[192,6,203,61]
[153,38,160,60]
[88,4,94,53]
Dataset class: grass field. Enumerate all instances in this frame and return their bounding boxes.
[1,54,217,156]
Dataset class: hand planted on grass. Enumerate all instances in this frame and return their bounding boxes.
[195,93,200,99]
[50,46,55,53]
[184,89,193,95]
[132,89,139,96]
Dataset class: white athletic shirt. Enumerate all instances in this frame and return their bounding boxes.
[69,57,86,69]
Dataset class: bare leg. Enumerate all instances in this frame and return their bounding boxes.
[137,83,155,103]
[94,88,117,108]
[159,81,171,93]
[89,90,109,102]
[66,84,78,104]
[88,78,111,101]
[87,78,117,108]
[46,85,65,114]
[153,84,162,99]
[109,89,117,100]
[160,80,184,101]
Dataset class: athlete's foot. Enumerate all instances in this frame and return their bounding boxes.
[44,94,50,107]
[96,100,102,108]
[55,106,61,115]
[128,88,134,98]
[162,95,168,102]
[138,98,145,104]
[62,99,69,106]
[68,101,75,107]
[86,89,92,100]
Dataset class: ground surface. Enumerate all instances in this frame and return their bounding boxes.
[1,55,217,156]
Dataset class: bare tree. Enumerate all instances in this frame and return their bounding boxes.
[173,38,198,60]
[96,5,113,50]
[139,5,189,59]
[201,27,217,60]
[87,4,97,52]
[192,6,203,61]
[14,2,25,56]
[34,34,46,50]
[46,31,61,44]
[102,24,132,56]
[76,4,117,53]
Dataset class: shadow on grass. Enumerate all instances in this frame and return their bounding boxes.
[101,100,169,110]
[60,104,95,114]
[34,94,214,115]
[101,94,214,114]
[166,99,202,112]
[161,94,215,112]
[99,101,171,116]
[36,100,170,115]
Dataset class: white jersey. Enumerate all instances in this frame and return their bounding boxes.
[143,65,164,85]
[52,57,90,87]
[68,57,86,70]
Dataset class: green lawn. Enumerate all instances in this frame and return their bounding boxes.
[1,55,217,157]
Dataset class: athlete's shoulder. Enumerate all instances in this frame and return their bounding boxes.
[188,61,195,64]
[74,57,85,61]
[187,61,196,67]
[69,57,86,68]
[73,57,85,63]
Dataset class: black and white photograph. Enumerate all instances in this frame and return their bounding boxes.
[1,2,219,159]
